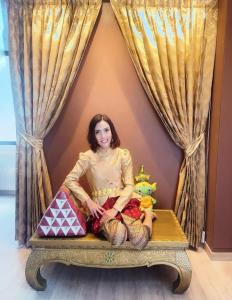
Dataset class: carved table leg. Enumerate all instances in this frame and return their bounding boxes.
[148,249,192,294]
[172,251,192,294]
[25,250,47,291]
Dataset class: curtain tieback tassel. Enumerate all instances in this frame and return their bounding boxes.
[19,131,43,150]
[184,132,204,158]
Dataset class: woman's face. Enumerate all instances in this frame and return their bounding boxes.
[94,120,112,150]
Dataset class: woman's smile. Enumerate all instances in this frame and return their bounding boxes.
[95,120,112,150]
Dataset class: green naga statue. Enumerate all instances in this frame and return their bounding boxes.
[134,165,157,211]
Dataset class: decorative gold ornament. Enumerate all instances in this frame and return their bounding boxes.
[134,165,157,211]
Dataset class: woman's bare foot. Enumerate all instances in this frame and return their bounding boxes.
[140,212,145,221]
[142,209,157,238]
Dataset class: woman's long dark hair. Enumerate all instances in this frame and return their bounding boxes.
[87,114,120,152]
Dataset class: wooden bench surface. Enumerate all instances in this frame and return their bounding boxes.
[30,210,188,250]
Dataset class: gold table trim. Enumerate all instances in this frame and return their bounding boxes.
[25,210,192,294]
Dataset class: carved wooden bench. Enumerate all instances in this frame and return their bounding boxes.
[25,210,192,294]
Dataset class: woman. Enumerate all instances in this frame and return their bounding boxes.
[63,114,155,250]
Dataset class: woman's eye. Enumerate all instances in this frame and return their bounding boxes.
[95,130,100,135]
[104,128,109,132]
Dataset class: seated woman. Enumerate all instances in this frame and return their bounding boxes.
[63,114,155,250]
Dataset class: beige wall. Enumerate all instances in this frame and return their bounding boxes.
[44,3,182,210]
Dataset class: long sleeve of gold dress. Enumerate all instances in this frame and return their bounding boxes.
[63,147,135,212]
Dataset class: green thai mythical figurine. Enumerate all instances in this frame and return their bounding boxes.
[134,165,157,211]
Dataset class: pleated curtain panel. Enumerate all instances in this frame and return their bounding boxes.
[7,0,102,245]
[111,0,218,248]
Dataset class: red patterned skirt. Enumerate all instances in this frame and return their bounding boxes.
[91,196,142,234]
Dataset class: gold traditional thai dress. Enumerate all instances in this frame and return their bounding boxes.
[63,147,150,249]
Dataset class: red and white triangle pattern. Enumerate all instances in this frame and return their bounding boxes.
[37,191,86,237]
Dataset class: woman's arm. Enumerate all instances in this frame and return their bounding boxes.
[63,152,105,218]
[63,152,91,203]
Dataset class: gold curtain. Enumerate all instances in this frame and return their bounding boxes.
[111,0,218,247]
[7,0,102,245]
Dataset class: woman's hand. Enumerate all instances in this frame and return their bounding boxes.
[100,208,118,225]
[86,199,105,218]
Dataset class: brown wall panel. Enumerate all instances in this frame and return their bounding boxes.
[207,0,232,251]
[213,0,232,251]
[44,4,182,210]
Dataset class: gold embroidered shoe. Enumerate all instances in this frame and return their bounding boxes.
[121,214,150,250]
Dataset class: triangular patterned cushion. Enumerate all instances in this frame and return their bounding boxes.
[37,190,86,237]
